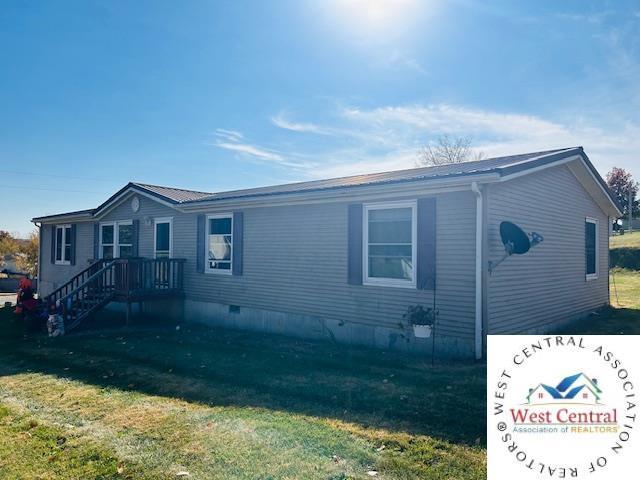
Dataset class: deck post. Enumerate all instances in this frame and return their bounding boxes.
[126,300,132,325]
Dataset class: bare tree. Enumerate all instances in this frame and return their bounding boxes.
[417,134,485,166]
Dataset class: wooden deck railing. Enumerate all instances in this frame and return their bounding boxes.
[43,258,186,331]
[111,258,186,299]
[45,259,108,306]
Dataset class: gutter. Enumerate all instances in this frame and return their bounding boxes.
[470,181,484,360]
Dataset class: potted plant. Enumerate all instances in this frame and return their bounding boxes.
[403,305,436,338]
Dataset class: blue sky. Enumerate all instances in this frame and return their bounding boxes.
[1,0,639,236]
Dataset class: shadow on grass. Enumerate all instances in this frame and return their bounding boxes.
[0,307,486,447]
[556,306,640,335]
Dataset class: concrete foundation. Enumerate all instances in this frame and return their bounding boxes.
[180,298,474,358]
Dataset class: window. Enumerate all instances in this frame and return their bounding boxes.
[539,393,544,399]
[364,201,416,287]
[585,218,598,280]
[101,224,114,259]
[55,225,72,264]
[100,221,133,259]
[206,214,232,273]
[154,217,172,258]
[118,223,134,258]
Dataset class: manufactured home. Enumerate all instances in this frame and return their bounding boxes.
[33,147,622,359]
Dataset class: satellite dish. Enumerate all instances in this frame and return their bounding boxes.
[489,221,544,274]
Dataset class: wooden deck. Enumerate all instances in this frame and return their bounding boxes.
[44,258,186,331]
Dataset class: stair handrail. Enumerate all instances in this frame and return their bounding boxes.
[44,259,106,304]
[57,260,117,307]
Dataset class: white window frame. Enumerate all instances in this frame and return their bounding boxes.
[153,217,173,258]
[99,220,133,259]
[363,200,417,288]
[205,213,233,275]
[54,224,72,265]
[585,217,599,281]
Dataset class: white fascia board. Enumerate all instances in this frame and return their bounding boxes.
[498,154,583,181]
[93,188,179,220]
[32,212,94,224]
[499,155,622,217]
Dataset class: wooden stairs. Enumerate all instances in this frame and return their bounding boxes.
[43,258,185,332]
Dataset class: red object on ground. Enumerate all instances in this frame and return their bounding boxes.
[15,277,37,314]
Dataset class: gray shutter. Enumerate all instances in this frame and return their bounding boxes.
[50,225,56,264]
[69,224,77,266]
[132,219,140,257]
[232,211,243,276]
[347,203,363,285]
[93,223,100,260]
[417,197,436,290]
[196,214,205,273]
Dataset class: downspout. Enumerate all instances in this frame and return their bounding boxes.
[34,221,41,296]
[470,182,483,360]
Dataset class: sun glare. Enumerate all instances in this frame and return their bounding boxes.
[328,0,423,40]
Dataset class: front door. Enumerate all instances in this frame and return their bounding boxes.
[154,218,172,288]
[154,218,172,258]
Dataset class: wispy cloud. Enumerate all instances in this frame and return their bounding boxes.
[384,50,428,76]
[214,142,283,162]
[556,12,611,24]
[210,129,314,169]
[270,113,331,135]
[213,103,640,180]
[214,128,244,141]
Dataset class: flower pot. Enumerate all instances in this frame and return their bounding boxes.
[412,324,432,338]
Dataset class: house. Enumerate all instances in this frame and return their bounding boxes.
[564,385,601,404]
[32,147,622,359]
[526,373,602,404]
[527,384,562,404]
[555,372,601,395]
[556,372,602,404]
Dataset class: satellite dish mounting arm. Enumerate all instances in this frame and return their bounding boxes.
[489,221,544,274]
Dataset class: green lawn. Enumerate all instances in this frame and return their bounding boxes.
[2,233,639,479]
[564,229,640,334]
[610,231,640,270]
[0,307,486,480]
[563,268,640,335]
[610,230,640,249]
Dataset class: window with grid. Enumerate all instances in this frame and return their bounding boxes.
[207,215,232,273]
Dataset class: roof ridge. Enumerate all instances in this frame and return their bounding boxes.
[493,147,580,170]
[132,182,213,195]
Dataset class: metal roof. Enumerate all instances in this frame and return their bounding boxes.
[189,148,576,203]
[130,183,212,203]
[33,146,622,221]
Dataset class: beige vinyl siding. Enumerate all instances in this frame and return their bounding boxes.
[486,164,609,333]
[178,191,477,340]
[38,189,477,341]
[98,193,176,258]
[38,222,94,296]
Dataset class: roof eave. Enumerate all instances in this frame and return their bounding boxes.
[32,210,95,224]
[92,183,180,219]
[497,149,622,217]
